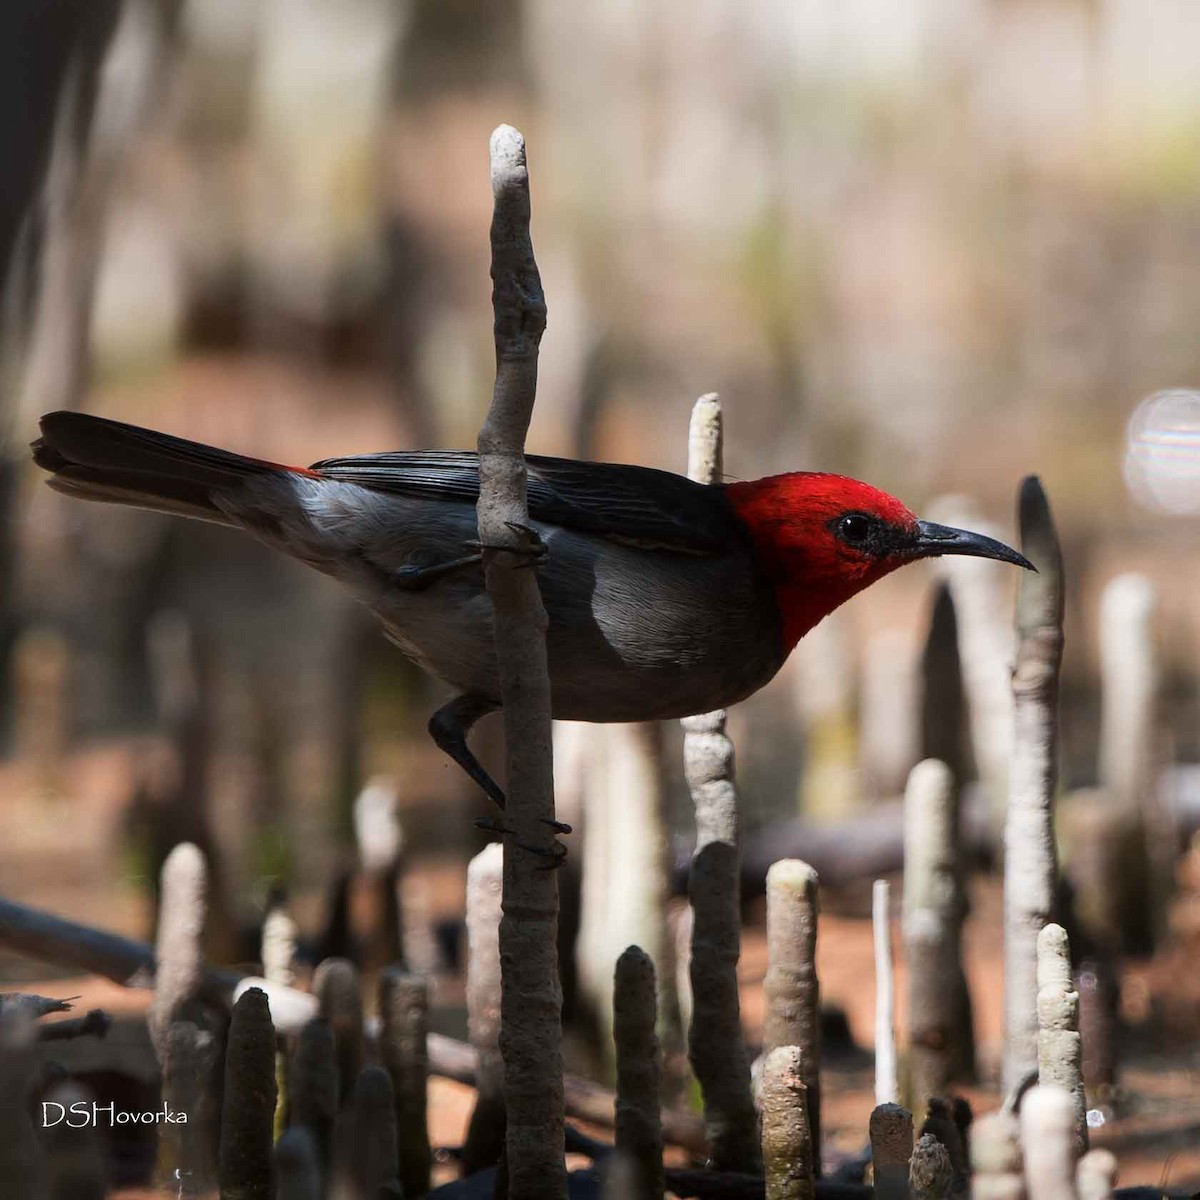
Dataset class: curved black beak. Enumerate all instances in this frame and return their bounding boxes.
[914,520,1035,571]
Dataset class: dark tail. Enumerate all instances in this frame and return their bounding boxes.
[33,411,290,523]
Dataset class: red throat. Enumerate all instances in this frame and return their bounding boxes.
[724,472,918,651]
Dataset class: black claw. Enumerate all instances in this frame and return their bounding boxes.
[535,841,570,871]
[474,817,569,864]
[465,524,548,563]
[503,520,548,555]
[541,818,573,834]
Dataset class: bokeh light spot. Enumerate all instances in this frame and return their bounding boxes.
[1124,389,1200,515]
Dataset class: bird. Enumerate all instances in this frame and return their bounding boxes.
[33,410,1031,825]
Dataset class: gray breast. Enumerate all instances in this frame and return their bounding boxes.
[280,480,785,721]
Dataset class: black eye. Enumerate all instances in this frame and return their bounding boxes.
[838,513,874,544]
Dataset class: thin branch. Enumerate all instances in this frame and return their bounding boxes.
[476,123,564,1200]
[682,392,760,1174]
[0,893,237,993]
[37,1009,111,1042]
[872,881,898,1107]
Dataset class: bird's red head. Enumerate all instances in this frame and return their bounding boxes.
[725,472,1031,650]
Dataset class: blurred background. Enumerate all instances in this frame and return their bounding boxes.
[3,0,1200,1186]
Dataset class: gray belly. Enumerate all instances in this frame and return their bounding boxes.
[249,479,786,722]
[376,524,783,721]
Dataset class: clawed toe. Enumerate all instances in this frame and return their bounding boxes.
[475,817,570,866]
[464,523,547,565]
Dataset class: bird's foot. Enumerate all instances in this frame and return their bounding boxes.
[475,817,570,868]
[465,521,547,568]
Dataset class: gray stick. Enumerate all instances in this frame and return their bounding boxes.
[1019,1085,1078,1200]
[289,1018,339,1185]
[908,1132,952,1200]
[378,968,432,1197]
[340,1065,401,1199]
[613,946,665,1200]
[763,859,821,1173]
[682,394,760,1174]
[275,1127,321,1200]
[903,758,971,1113]
[476,124,565,1200]
[872,881,898,1106]
[43,1081,105,1200]
[970,1110,1025,1200]
[760,1046,814,1200]
[149,842,208,1059]
[463,842,507,1173]
[1036,924,1087,1154]
[219,986,277,1200]
[1002,476,1065,1097]
[868,1103,912,1200]
[313,958,364,1109]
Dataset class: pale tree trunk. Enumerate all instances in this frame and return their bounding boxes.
[760,1046,814,1200]
[1075,1149,1117,1200]
[680,393,760,1174]
[903,758,972,1112]
[928,496,1014,822]
[1036,923,1087,1154]
[762,859,821,1175]
[1003,476,1064,1098]
[970,1110,1025,1200]
[576,722,673,1066]
[462,842,506,1175]
[1019,1086,1079,1200]
[792,611,857,820]
[1097,573,1166,952]
[475,128,564,1192]
[859,629,917,799]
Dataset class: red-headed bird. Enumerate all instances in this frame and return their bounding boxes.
[33,411,1031,809]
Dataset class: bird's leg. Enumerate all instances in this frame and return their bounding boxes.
[390,552,485,593]
[428,693,571,863]
[390,523,547,593]
[428,693,506,807]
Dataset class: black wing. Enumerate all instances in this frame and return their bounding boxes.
[309,450,748,555]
